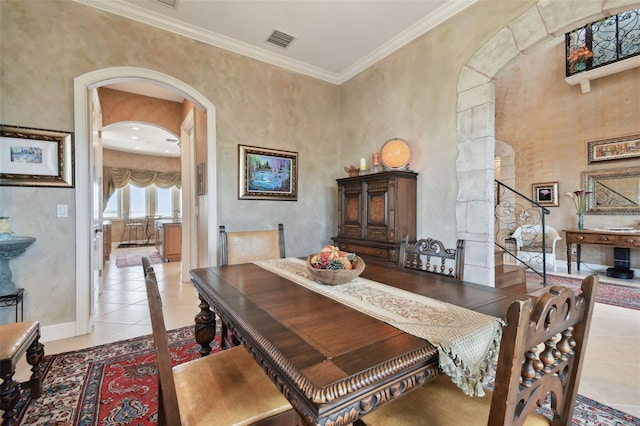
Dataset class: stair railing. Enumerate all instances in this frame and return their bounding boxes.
[495,180,551,284]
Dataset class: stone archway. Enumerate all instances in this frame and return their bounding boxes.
[455,1,640,285]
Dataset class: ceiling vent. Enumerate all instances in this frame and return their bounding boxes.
[266,30,296,49]
[155,0,177,8]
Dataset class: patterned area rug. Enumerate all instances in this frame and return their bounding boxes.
[11,325,640,425]
[13,326,218,425]
[527,272,640,310]
[115,251,164,268]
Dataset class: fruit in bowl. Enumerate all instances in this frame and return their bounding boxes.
[307,245,365,285]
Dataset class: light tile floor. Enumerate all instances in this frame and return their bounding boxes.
[13,248,640,418]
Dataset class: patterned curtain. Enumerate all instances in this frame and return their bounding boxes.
[103,166,181,206]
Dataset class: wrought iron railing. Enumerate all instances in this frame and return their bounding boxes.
[595,181,639,207]
[495,180,550,283]
[565,8,640,76]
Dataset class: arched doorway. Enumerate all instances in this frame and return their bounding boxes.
[455,1,640,286]
[74,67,217,335]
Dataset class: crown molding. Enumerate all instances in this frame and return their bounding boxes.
[337,0,476,83]
[73,0,476,85]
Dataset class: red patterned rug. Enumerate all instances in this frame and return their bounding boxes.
[527,272,640,310]
[115,251,164,268]
[11,325,640,425]
[13,326,219,425]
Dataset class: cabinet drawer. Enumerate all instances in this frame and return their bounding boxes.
[342,226,362,239]
[337,242,395,262]
[570,233,616,245]
[366,227,389,241]
[615,235,640,247]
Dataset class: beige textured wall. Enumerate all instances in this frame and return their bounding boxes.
[496,39,640,266]
[98,87,183,135]
[0,0,339,326]
[339,0,534,242]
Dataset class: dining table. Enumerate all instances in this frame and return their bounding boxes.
[189,258,521,426]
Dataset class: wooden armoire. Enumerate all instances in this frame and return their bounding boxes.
[332,171,417,265]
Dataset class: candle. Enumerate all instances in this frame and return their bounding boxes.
[360,157,366,171]
[372,152,380,166]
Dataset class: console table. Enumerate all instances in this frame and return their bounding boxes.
[564,229,640,277]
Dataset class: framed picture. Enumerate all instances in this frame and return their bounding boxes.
[587,134,640,164]
[238,144,298,201]
[197,162,206,195]
[0,125,74,187]
[532,181,558,207]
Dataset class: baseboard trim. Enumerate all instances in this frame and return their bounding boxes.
[41,321,83,343]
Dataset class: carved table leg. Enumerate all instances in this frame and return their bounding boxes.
[25,336,44,398]
[194,293,216,357]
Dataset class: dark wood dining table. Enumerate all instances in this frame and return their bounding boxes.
[189,260,521,426]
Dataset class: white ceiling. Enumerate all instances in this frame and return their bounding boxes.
[90,0,476,156]
[102,121,181,157]
[75,0,475,83]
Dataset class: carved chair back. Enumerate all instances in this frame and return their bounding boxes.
[219,223,285,266]
[489,274,598,425]
[400,236,465,280]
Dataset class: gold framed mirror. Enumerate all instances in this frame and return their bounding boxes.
[583,167,640,215]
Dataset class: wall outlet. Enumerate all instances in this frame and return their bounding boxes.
[571,249,577,256]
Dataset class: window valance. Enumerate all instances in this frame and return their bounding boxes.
[103,166,181,206]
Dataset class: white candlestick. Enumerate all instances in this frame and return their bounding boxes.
[360,157,366,171]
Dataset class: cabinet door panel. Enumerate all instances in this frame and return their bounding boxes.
[366,180,390,240]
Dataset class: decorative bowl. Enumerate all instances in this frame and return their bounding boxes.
[306,255,366,285]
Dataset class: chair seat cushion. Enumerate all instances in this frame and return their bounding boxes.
[0,321,39,360]
[173,345,293,426]
[362,374,550,426]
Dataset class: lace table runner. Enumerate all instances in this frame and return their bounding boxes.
[254,257,504,397]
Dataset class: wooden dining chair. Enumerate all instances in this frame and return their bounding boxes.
[219,223,285,266]
[120,212,146,246]
[143,267,298,426]
[141,255,151,277]
[218,223,286,348]
[360,274,598,426]
[400,235,465,280]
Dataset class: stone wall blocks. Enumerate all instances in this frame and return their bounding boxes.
[464,240,494,266]
[537,0,605,36]
[472,104,496,139]
[457,82,495,113]
[457,109,474,143]
[468,28,521,79]
[458,66,492,94]
[464,264,494,287]
[456,204,469,234]
[458,171,492,202]
[509,5,552,53]
[466,200,495,235]
[456,138,494,173]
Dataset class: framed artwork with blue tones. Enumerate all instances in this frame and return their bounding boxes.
[0,125,74,187]
[238,144,297,201]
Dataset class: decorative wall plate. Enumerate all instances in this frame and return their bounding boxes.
[380,138,411,170]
